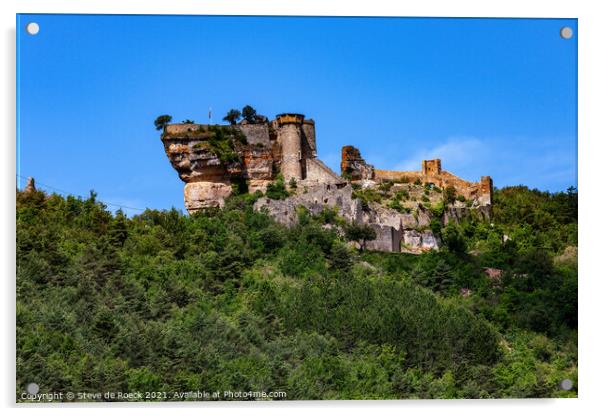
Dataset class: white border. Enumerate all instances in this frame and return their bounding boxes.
[2,1,601,415]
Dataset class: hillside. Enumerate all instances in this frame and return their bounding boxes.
[16,185,577,400]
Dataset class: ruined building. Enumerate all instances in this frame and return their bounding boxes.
[161,113,493,253]
[161,113,343,212]
[341,145,493,206]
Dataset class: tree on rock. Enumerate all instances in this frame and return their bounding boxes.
[344,222,377,251]
[223,109,241,125]
[154,115,172,131]
[242,105,258,124]
[443,185,457,205]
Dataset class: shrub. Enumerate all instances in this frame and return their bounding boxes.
[14,183,578,401]
[289,177,298,190]
[266,174,290,200]
[430,201,445,217]
[223,109,241,125]
[443,186,457,205]
[328,242,353,273]
[206,125,247,164]
[242,105,258,124]
[378,181,393,193]
[442,223,467,254]
[344,222,377,251]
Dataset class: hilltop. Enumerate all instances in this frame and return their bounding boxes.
[159,111,493,254]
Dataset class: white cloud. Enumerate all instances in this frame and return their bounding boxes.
[393,136,488,172]
[391,135,575,191]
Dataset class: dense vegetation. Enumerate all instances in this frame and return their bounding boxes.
[16,185,577,401]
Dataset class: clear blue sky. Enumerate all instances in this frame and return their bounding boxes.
[17,14,577,214]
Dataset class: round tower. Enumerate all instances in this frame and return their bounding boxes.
[276,113,305,181]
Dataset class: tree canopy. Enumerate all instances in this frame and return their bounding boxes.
[154,114,172,131]
[16,184,577,401]
[223,109,241,125]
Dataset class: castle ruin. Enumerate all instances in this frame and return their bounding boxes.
[341,145,493,206]
[161,113,493,253]
[161,113,343,212]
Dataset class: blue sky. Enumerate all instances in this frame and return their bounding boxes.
[17,15,577,214]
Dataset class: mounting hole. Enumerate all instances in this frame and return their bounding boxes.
[26,382,40,395]
[26,22,40,35]
[560,379,573,390]
[560,26,573,39]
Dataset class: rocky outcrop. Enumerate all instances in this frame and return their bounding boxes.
[341,145,375,181]
[161,115,344,214]
[184,182,232,210]
[24,177,36,193]
[443,205,492,225]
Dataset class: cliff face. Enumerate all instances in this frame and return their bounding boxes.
[162,123,273,210]
[161,116,344,212]
[341,145,375,181]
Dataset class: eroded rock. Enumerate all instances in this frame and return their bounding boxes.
[184,181,232,212]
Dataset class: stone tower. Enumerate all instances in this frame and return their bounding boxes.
[422,159,441,176]
[276,113,305,182]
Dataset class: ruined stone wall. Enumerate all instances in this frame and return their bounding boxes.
[373,169,490,202]
[373,169,422,183]
[239,124,271,147]
[305,158,345,185]
[164,124,205,136]
[348,146,492,205]
[301,120,317,159]
[341,145,375,180]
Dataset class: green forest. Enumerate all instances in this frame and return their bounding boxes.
[16,185,577,400]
